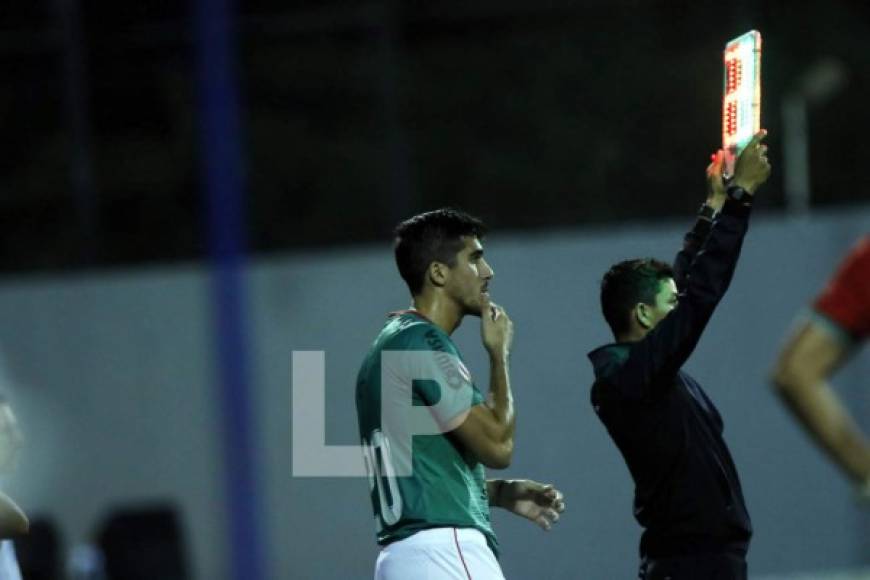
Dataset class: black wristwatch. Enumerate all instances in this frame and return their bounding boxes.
[726,184,752,203]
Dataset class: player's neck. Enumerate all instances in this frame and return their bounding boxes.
[411,294,463,335]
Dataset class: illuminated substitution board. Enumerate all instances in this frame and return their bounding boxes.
[722,30,761,170]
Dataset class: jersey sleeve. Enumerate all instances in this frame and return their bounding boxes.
[401,324,485,427]
[813,237,870,341]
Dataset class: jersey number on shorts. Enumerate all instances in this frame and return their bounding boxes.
[362,429,403,528]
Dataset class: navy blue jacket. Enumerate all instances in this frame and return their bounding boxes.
[588,197,753,559]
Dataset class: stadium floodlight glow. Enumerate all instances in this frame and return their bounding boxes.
[722,30,762,175]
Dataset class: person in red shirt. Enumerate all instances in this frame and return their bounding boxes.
[771,235,870,497]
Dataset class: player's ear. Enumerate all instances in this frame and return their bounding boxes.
[428,261,449,289]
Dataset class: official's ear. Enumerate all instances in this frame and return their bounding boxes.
[427,261,449,289]
[635,302,652,329]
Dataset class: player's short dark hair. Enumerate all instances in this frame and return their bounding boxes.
[600,258,674,337]
[393,208,487,296]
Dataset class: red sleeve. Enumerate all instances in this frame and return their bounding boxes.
[813,236,870,340]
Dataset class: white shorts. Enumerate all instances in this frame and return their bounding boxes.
[375,527,506,580]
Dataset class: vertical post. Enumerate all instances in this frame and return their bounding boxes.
[782,94,811,215]
[192,2,265,579]
[781,59,848,216]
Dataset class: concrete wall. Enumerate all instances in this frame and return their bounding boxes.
[0,205,867,578]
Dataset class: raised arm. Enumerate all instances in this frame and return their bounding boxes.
[673,150,729,288]
[449,298,516,469]
[612,133,771,398]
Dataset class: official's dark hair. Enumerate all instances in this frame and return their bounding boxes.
[600,258,674,336]
[394,208,487,296]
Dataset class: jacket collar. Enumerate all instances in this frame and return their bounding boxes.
[587,342,632,379]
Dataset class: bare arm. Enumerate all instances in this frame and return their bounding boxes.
[0,490,28,538]
[771,318,870,484]
[449,300,515,469]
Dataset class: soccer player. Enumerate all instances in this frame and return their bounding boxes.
[587,132,770,580]
[771,235,870,498]
[356,208,565,580]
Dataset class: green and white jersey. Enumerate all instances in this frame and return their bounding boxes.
[355,311,498,556]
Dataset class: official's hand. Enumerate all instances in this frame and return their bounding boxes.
[481,296,513,361]
[732,130,771,194]
[706,149,727,211]
[496,480,565,531]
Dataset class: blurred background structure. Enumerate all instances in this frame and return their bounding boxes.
[1,0,870,273]
[0,0,867,578]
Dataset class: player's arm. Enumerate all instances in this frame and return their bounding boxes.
[0,490,28,538]
[771,317,870,485]
[448,299,515,469]
[486,479,565,530]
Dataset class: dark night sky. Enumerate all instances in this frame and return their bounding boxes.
[0,0,868,273]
